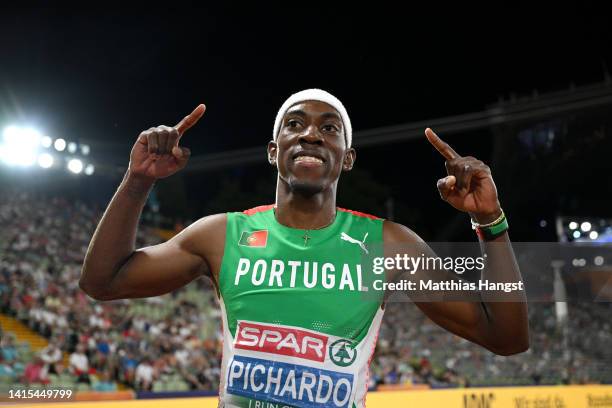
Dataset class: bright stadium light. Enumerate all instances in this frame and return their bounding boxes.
[3,126,22,143]
[594,256,604,266]
[580,221,592,232]
[67,142,77,153]
[67,158,83,174]
[589,231,599,240]
[81,144,90,155]
[84,163,95,175]
[22,128,42,145]
[8,148,37,166]
[38,153,54,168]
[568,221,578,230]
[54,138,66,151]
[41,135,52,148]
[572,230,581,239]
[1,125,41,166]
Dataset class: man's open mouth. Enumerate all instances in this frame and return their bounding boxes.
[292,152,325,165]
[294,155,323,164]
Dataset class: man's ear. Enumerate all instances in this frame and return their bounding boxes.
[267,140,278,166]
[342,148,356,171]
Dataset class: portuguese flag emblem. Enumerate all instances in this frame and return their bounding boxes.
[238,230,268,247]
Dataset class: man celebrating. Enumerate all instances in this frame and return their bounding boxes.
[80,89,529,408]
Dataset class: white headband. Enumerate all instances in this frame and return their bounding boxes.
[273,88,352,148]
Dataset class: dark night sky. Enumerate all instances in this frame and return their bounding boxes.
[1,4,611,240]
[1,4,610,156]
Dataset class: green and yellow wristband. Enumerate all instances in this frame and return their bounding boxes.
[471,210,509,241]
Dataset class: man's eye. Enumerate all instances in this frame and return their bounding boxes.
[288,120,301,128]
[323,124,338,132]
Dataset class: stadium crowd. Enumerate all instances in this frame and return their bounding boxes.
[1,191,610,393]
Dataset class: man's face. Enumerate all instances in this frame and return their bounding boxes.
[268,100,355,195]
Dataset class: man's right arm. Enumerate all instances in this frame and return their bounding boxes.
[79,104,220,301]
[79,172,226,301]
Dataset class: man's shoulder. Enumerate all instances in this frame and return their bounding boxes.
[225,205,276,226]
[182,213,228,236]
[336,206,383,221]
[240,204,275,216]
[383,219,423,244]
[173,213,228,254]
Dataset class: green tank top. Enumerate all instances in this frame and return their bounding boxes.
[217,204,385,408]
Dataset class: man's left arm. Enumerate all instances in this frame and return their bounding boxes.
[383,128,529,356]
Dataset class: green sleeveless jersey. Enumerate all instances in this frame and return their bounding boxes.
[218,204,385,408]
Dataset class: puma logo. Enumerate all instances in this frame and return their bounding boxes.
[340,232,369,254]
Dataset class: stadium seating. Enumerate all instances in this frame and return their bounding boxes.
[1,191,611,393]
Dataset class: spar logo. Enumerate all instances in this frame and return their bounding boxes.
[329,339,357,367]
[227,355,354,408]
[235,321,328,363]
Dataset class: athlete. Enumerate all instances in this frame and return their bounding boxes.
[80,89,529,408]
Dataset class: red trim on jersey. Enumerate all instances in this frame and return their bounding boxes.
[337,207,381,220]
[242,204,275,215]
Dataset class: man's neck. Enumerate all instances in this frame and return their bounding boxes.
[274,183,337,230]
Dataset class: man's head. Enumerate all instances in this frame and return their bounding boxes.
[268,89,356,196]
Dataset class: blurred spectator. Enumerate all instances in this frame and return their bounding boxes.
[0,354,15,381]
[69,343,91,384]
[0,334,18,363]
[40,341,62,375]
[92,370,118,392]
[135,357,155,391]
[22,356,49,385]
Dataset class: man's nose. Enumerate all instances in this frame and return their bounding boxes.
[298,125,323,145]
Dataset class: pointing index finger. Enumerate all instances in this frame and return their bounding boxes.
[174,104,206,136]
[425,128,460,160]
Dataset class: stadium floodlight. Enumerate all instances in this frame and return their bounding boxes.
[38,153,54,168]
[2,125,20,140]
[68,142,77,153]
[41,136,52,148]
[589,231,599,240]
[81,144,90,155]
[594,256,604,266]
[54,138,66,151]
[22,127,42,144]
[572,230,581,239]
[84,163,95,175]
[568,221,578,230]
[67,158,83,174]
[1,125,41,166]
[580,221,592,232]
[6,147,37,166]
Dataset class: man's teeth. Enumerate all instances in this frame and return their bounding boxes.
[294,155,323,163]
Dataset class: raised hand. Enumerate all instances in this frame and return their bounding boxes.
[128,104,206,181]
[425,128,502,223]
